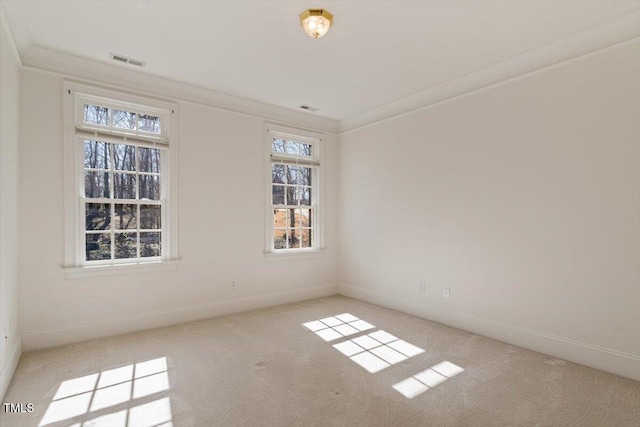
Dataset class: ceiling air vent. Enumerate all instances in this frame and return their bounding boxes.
[110,53,146,68]
[299,105,319,112]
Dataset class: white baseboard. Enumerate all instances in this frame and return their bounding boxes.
[0,337,22,401]
[22,285,338,351]
[339,284,640,381]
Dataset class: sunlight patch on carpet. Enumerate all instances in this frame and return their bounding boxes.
[303,313,375,341]
[333,330,425,373]
[39,357,172,427]
[393,361,465,399]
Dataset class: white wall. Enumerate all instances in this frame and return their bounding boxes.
[0,11,22,399]
[18,69,339,350]
[338,41,640,380]
[7,21,640,385]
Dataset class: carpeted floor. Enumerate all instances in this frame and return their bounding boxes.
[2,295,639,427]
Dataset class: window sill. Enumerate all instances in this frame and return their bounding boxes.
[263,248,325,262]
[63,260,180,279]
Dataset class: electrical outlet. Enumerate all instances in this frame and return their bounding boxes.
[418,281,426,293]
[231,280,237,290]
[443,288,450,299]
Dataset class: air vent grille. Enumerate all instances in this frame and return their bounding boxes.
[110,53,146,67]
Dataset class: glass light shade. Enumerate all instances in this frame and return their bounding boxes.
[300,10,333,39]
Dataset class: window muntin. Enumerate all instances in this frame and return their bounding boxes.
[272,165,313,249]
[83,102,163,135]
[82,140,163,263]
[268,128,321,252]
[272,138,313,157]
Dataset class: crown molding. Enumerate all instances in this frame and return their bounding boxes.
[339,9,640,133]
[20,46,340,134]
[11,8,640,135]
[0,6,22,66]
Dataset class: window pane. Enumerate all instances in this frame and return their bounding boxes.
[85,171,110,198]
[286,141,300,156]
[114,173,136,199]
[274,209,286,228]
[299,143,312,157]
[86,203,110,231]
[299,168,310,186]
[300,187,311,206]
[272,164,285,184]
[84,104,109,125]
[288,229,299,248]
[274,231,286,250]
[115,232,137,259]
[86,233,111,261]
[137,114,161,133]
[114,204,137,230]
[113,144,136,171]
[272,138,285,153]
[113,109,137,130]
[286,166,299,185]
[272,185,284,205]
[301,229,312,248]
[140,232,161,257]
[289,209,298,228]
[138,147,160,173]
[140,205,161,229]
[84,141,110,169]
[299,209,311,227]
[139,175,160,200]
[286,186,296,205]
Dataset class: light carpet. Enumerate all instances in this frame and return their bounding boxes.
[2,295,639,426]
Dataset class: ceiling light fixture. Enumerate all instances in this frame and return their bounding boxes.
[299,9,333,39]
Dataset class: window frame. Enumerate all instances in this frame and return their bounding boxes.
[264,124,325,259]
[63,82,179,276]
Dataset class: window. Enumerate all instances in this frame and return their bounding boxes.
[64,83,178,273]
[265,125,323,256]
[83,140,162,262]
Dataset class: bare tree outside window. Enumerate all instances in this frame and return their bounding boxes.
[270,135,315,251]
[83,139,162,262]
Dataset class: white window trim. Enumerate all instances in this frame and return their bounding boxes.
[263,123,325,260]
[63,260,180,279]
[63,82,179,278]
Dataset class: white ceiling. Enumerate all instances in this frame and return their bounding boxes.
[2,1,639,123]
